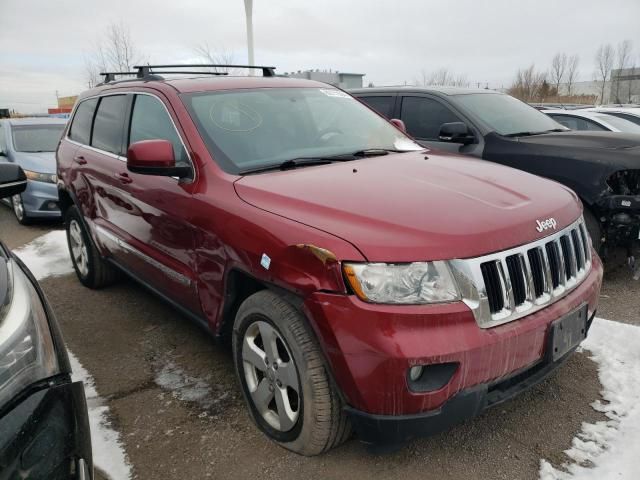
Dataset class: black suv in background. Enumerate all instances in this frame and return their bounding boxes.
[351,87,640,262]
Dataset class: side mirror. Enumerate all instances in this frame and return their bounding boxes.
[127,139,190,177]
[0,164,27,199]
[389,118,407,133]
[439,122,474,145]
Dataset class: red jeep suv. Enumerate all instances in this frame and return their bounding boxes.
[56,65,603,455]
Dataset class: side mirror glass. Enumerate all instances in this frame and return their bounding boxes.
[439,122,474,145]
[0,164,27,199]
[389,118,407,134]
[127,139,190,177]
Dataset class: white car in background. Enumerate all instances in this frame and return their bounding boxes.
[542,109,640,134]
[585,107,640,128]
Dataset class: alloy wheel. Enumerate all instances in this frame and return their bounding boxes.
[242,320,301,432]
[12,194,24,221]
[69,219,89,277]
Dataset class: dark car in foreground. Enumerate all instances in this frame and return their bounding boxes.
[0,118,66,224]
[352,87,640,260]
[57,65,601,454]
[0,164,92,478]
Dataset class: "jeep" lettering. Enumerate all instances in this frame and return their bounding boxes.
[535,218,557,233]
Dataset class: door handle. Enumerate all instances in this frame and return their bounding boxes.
[115,172,133,184]
[73,155,87,165]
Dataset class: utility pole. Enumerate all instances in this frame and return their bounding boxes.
[244,0,255,75]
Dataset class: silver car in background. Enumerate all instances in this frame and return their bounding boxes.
[0,118,66,224]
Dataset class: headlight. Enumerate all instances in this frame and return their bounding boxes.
[24,170,57,184]
[0,260,59,408]
[343,261,460,304]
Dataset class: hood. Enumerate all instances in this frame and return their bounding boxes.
[234,152,582,262]
[516,131,640,169]
[11,151,56,174]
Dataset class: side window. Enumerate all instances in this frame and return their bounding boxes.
[69,98,98,145]
[550,115,606,131]
[92,95,128,155]
[129,95,188,165]
[0,123,6,153]
[359,96,394,118]
[400,97,463,140]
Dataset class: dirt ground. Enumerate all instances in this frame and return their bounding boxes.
[2,206,636,480]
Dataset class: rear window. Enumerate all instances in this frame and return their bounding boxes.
[69,98,98,145]
[12,125,66,152]
[92,95,128,155]
[359,96,394,118]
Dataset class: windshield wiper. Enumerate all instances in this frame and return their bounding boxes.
[505,128,567,138]
[239,149,398,175]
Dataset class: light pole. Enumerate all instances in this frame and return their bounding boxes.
[244,0,255,75]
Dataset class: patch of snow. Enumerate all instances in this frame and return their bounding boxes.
[12,230,73,279]
[13,233,131,480]
[540,318,640,480]
[155,360,228,409]
[68,352,132,480]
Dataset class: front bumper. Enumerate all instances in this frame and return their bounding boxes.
[303,253,602,436]
[0,379,92,480]
[21,180,61,218]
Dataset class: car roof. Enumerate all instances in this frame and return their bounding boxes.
[3,117,68,126]
[587,107,640,116]
[348,86,500,96]
[80,75,332,99]
[542,109,604,119]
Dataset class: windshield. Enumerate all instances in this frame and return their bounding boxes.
[455,93,568,136]
[596,114,640,133]
[12,125,65,152]
[183,87,422,173]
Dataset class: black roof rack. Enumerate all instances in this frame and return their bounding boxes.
[100,64,276,84]
[135,64,276,77]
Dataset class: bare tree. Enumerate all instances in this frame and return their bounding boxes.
[566,54,580,96]
[415,68,470,87]
[508,64,547,102]
[193,43,237,74]
[550,52,567,94]
[594,43,614,104]
[85,22,145,87]
[614,39,633,102]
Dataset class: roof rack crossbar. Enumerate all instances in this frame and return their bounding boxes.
[133,64,276,77]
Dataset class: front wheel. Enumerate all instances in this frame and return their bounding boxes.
[12,194,31,225]
[233,290,351,456]
[583,208,603,254]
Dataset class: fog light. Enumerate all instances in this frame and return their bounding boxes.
[409,366,424,381]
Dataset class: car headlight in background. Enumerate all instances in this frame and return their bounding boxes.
[0,261,59,409]
[23,170,57,184]
[343,261,460,304]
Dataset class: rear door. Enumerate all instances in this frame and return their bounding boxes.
[111,92,201,315]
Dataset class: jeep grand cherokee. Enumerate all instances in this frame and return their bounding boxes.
[56,65,602,455]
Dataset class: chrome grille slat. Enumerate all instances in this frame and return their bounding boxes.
[449,217,593,329]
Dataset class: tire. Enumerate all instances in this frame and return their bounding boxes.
[583,208,603,254]
[12,194,31,225]
[65,205,119,288]
[233,290,351,456]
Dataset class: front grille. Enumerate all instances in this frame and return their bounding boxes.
[450,218,592,328]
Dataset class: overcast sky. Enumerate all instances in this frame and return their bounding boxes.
[1,0,638,112]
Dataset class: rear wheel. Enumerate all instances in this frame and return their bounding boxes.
[65,205,119,288]
[583,208,603,254]
[12,194,31,225]
[233,290,351,456]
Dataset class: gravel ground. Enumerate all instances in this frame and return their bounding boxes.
[2,204,636,480]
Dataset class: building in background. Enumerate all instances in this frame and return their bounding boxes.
[48,95,78,115]
[609,68,640,104]
[282,69,365,89]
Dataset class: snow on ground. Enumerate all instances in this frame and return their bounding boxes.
[12,230,73,279]
[68,352,133,480]
[155,359,229,411]
[13,232,132,480]
[540,318,640,480]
